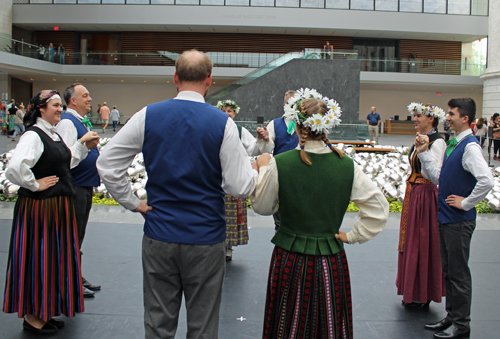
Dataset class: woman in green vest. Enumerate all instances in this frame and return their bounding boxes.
[216,99,263,261]
[251,94,389,339]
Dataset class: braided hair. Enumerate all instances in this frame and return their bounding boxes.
[297,98,344,166]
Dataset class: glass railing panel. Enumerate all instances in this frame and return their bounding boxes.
[103,0,126,3]
[225,0,250,5]
[471,0,488,15]
[448,0,470,14]
[151,0,175,3]
[400,0,423,12]
[351,0,374,10]
[29,0,52,3]
[176,0,200,4]
[325,0,349,8]
[423,0,446,13]
[375,0,398,11]
[251,0,275,5]
[77,0,101,3]
[301,0,324,8]
[275,0,299,7]
[54,0,77,3]
[201,0,224,4]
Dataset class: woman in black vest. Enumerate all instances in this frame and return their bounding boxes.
[396,103,447,307]
[3,90,99,334]
[216,99,262,261]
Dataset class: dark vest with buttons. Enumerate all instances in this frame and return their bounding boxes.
[18,126,76,199]
[60,112,100,187]
[438,135,479,224]
[273,117,299,155]
[142,99,229,245]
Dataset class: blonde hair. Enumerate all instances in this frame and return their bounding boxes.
[297,98,344,166]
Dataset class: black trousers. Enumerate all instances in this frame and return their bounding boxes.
[73,186,94,247]
[439,220,476,330]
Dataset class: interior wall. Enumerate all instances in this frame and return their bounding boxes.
[32,82,224,121]
[359,88,484,129]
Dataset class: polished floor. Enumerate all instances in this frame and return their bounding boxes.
[0,205,499,339]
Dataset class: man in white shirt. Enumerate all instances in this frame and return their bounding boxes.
[416,98,494,339]
[96,50,257,339]
[57,83,102,298]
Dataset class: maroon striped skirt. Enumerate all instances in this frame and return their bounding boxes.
[263,247,353,339]
[3,194,84,321]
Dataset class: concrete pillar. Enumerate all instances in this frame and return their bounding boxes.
[481,0,500,119]
[0,0,13,51]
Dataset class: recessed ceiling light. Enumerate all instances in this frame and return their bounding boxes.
[97,79,101,82]
[143,80,147,83]
[121,80,124,82]
[167,81,169,83]
[213,82,216,84]
[52,79,56,81]
[30,78,34,81]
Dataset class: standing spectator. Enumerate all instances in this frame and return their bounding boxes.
[473,118,487,148]
[57,83,102,298]
[110,105,120,132]
[99,102,110,133]
[492,114,500,161]
[7,98,15,110]
[97,49,257,339]
[323,41,333,59]
[48,43,55,63]
[417,98,494,339]
[37,44,45,60]
[58,43,65,64]
[443,119,451,142]
[367,106,381,144]
[14,42,20,55]
[7,102,18,137]
[11,104,25,142]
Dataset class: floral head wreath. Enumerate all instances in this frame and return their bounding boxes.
[216,99,240,114]
[283,88,342,135]
[407,102,446,123]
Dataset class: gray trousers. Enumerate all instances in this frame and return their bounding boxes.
[368,125,379,144]
[439,220,476,330]
[142,235,226,339]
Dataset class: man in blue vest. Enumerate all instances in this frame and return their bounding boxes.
[96,49,258,338]
[416,98,493,339]
[256,90,299,230]
[57,83,102,298]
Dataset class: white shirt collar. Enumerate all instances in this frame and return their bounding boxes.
[456,129,473,143]
[35,117,58,134]
[174,91,205,103]
[295,140,331,154]
[65,107,84,121]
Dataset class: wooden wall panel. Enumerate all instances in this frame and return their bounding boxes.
[399,39,461,75]
[33,31,76,64]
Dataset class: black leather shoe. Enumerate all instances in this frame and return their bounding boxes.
[23,320,58,334]
[433,325,470,339]
[83,286,95,298]
[48,317,65,328]
[82,277,101,291]
[425,317,453,331]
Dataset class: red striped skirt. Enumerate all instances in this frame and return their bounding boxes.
[263,247,353,339]
[3,195,84,321]
[225,195,248,247]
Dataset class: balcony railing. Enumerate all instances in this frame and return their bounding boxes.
[1,36,487,77]
[12,0,489,16]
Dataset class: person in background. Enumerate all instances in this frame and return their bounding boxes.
[11,104,25,142]
[58,43,65,64]
[48,43,55,63]
[323,41,333,59]
[37,44,45,60]
[3,89,99,334]
[99,102,110,133]
[110,105,120,132]
[216,99,261,261]
[443,119,451,142]
[367,106,381,144]
[473,118,487,148]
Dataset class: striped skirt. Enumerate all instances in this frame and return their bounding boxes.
[3,195,84,321]
[225,195,248,247]
[263,247,353,339]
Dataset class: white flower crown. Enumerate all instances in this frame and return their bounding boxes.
[283,88,342,135]
[216,99,240,114]
[407,102,446,123]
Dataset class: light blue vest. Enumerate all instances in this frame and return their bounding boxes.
[438,135,479,224]
[142,99,228,245]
